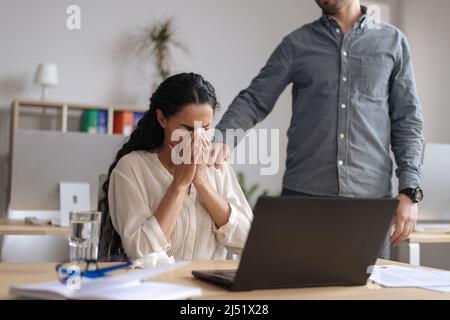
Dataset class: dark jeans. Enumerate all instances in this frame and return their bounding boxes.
[281,188,391,260]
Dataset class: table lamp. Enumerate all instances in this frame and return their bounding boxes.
[34,63,59,100]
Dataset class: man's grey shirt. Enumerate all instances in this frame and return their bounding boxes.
[216,11,424,198]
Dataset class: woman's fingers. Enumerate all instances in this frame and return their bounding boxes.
[192,131,210,165]
[207,147,216,167]
[177,136,184,159]
[193,138,203,164]
[172,129,211,165]
[201,136,211,164]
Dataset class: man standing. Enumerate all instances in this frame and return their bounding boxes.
[211,0,424,258]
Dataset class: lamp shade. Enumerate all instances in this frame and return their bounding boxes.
[34,63,59,87]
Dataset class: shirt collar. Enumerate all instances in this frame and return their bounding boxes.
[320,5,374,30]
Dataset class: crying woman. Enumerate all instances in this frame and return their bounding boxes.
[98,73,253,262]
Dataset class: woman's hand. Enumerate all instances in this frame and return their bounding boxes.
[172,162,196,189]
[155,134,197,240]
[193,132,211,189]
[171,135,196,189]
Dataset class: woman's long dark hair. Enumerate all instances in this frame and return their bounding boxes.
[98,73,220,260]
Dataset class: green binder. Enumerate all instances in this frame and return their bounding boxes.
[80,110,98,134]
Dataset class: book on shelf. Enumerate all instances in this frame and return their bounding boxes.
[97,110,108,134]
[79,109,144,135]
[113,111,134,135]
[80,110,98,134]
[134,112,145,127]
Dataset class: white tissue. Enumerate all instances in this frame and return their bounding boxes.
[194,127,205,136]
[193,128,206,164]
[131,251,175,269]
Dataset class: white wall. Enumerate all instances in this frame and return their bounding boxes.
[1,0,448,221]
[0,0,324,218]
[397,0,450,144]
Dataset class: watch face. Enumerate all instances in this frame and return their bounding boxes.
[415,189,423,202]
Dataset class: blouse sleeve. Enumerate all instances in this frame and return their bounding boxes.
[212,162,254,254]
[108,167,171,260]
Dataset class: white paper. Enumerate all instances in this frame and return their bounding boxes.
[370,265,450,290]
[10,261,201,300]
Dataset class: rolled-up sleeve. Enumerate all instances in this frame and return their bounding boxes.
[389,35,424,192]
[212,163,253,254]
[108,168,171,259]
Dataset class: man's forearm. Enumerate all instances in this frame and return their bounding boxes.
[215,92,266,147]
[391,113,424,191]
[390,35,425,192]
[215,36,293,146]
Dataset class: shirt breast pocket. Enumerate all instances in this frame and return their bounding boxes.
[357,56,393,100]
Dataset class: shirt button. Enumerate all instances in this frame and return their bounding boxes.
[342,76,347,82]
[338,160,344,166]
[340,133,345,139]
[336,28,340,33]
[341,104,346,109]
[343,51,348,57]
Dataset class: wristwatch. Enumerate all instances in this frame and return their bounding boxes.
[399,187,424,203]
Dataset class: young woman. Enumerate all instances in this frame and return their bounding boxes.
[98,73,253,261]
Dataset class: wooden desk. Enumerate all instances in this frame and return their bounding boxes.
[0,219,69,236]
[409,232,450,244]
[0,221,445,242]
[1,259,450,300]
[406,232,450,266]
[0,221,447,266]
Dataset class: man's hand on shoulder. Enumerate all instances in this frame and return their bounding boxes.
[207,143,231,169]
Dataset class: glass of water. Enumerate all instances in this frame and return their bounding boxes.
[69,211,102,263]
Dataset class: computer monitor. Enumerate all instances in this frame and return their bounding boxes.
[2,129,125,262]
[9,129,125,211]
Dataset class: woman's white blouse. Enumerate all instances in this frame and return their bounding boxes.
[108,150,253,261]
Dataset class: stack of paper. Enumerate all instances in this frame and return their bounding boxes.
[370,265,450,293]
[10,262,202,300]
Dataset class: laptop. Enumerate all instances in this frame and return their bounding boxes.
[192,197,397,291]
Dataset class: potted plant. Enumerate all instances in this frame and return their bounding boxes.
[135,18,188,91]
[236,171,269,209]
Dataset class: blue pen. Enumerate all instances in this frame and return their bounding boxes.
[57,261,132,282]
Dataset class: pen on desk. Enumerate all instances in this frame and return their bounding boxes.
[56,261,132,282]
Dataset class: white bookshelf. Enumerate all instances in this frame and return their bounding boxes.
[10,99,146,135]
[7,99,147,222]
